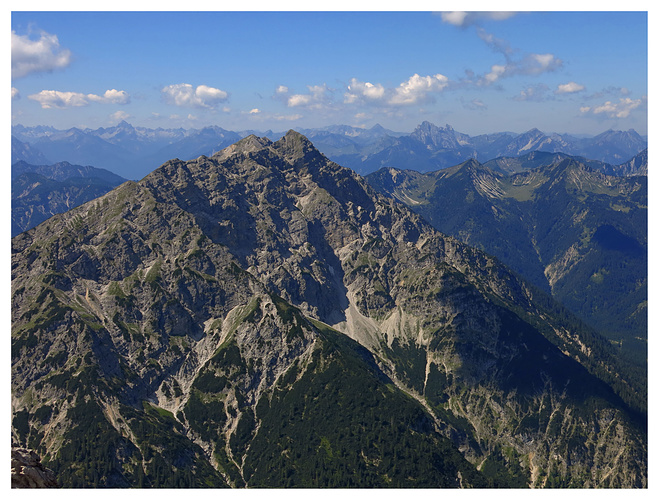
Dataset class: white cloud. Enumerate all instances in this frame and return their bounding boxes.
[161,83,229,108]
[275,85,289,94]
[344,78,386,104]
[287,94,312,107]
[271,113,303,121]
[89,89,130,104]
[389,73,449,105]
[28,89,131,109]
[12,29,72,79]
[580,97,646,119]
[526,53,562,74]
[440,12,516,27]
[483,64,507,84]
[12,87,20,100]
[514,84,551,102]
[555,81,585,94]
[110,110,131,123]
[445,16,562,88]
[270,114,302,121]
[477,53,561,86]
[196,84,228,102]
[246,109,303,122]
[285,84,330,109]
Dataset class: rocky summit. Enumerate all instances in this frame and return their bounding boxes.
[11,131,646,488]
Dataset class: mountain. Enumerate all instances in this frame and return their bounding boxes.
[12,123,196,180]
[607,149,647,176]
[345,123,647,175]
[12,132,646,488]
[11,161,128,237]
[11,136,52,165]
[366,158,647,366]
[14,122,647,180]
[483,149,648,177]
[582,130,647,163]
[483,151,612,175]
[136,126,242,171]
[12,160,127,184]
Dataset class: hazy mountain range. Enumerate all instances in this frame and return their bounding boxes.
[11,161,128,237]
[12,121,647,180]
[11,132,647,488]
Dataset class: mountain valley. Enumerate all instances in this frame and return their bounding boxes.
[366,156,647,370]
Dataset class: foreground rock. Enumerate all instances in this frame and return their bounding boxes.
[11,448,58,488]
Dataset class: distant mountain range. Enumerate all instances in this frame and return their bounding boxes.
[483,149,648,177]
[11,160,127,237]
[12,121,647,180]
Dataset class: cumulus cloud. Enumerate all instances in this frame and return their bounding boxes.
[344,78,386,104]
[249,108,261,114]
[278,84,331,109]
[28,89,131,109]
[483,64,507,84]
[525,53,562,74]
[161,83,229,108]
[110,110,131,123]
[89,89,130,104]
[555,81,585,94]
[440,12,516,28]
[343,74,450,106]
[580,96,646,119]
[12,87,20,100]
[389,73,450,105]
[12,29,72,79]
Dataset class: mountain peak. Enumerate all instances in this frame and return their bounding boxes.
[116,120,133,129]
[212,134,272,161]
[273,130,322,164]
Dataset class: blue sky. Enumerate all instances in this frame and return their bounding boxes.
[10,6,650,136]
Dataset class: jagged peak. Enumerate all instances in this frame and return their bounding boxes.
[456,158,484,172]
[213,134,273,160]
[272,130,322,164]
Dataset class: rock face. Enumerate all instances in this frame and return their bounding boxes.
[11,131,647,488]
[11,448,58,488]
